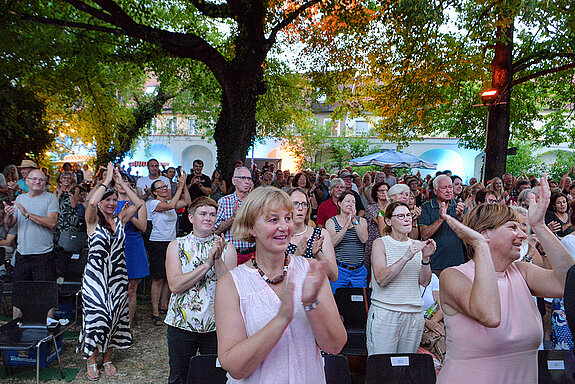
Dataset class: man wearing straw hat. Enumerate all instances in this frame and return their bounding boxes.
[15,159,38,195]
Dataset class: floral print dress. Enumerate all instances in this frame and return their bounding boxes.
[164,233,224,332]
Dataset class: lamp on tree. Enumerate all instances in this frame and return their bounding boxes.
[481,89,498,105]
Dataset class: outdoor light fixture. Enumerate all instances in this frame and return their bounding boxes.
[481,89,498,105]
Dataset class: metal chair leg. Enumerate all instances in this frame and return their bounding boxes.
[52,335,64,379]
[36,344,40,384]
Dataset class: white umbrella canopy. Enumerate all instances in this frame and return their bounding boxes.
[349,149,437,169]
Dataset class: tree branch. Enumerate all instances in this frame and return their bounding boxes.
[186,0,235,19]
[16,13,123,35]
[267,0,322,47]
[21,0,231,86]
[512,62,575,86]
[513,51,575,73]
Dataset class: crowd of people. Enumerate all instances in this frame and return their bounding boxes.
[2,156,575,383]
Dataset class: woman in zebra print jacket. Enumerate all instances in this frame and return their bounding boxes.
[80,163,144,381]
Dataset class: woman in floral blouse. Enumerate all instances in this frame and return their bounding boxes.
[165,196,237,384]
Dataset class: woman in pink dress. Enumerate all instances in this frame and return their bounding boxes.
[215,187,346,383]
[438,175,574,384]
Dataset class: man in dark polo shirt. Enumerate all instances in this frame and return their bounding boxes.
[186,159,212,201]
[419,174,466,273]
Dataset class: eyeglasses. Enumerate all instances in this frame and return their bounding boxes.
[391,213,412,220]
[234,176,252,181]
[155,185,168,191]
[26,177,45,183]
[293,202,308,209]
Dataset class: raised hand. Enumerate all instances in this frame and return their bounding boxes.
[277,276,295,324]
[412,206,422,221]
[421,239,437,258]
[439,202,448,219]
[207,235,226,266]
[548,220,561,233]
[455,201,465,220]
[113,168,123,185]
[528,174,550,228]
[105,162,114,183]
[441,210,487,249]
[302,259,328,306]
[13,202,27,218]
[178,171,187,186]
[311,235,325,256]
[3,201,15,217]
[293,235,309,256]
[406,240,427,260]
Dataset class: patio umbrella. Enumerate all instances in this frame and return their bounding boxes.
[349,149,437,169]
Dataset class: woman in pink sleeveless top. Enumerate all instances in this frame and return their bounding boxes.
[215,187,347,383]
[438,175,574,384]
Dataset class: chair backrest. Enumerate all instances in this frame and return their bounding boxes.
[58,231,87,254]
[12,281,58,326]
[538,350,575,384]
[324,354,352,384]
[366,353,436,384]
[334,287,371,330]
[187,354,227,384]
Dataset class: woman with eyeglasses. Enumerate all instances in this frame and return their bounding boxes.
[286,188,338,281]
[325,191,369,293]
[148,172,191,326]
[367,201,436,355]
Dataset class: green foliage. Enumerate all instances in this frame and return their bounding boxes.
[0,81,54,166]
[505,141,546,178]
[281,119,331,171]
[324,134,374,172]
[546,151,575,183]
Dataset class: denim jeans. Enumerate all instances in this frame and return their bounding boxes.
[167,325,217,384]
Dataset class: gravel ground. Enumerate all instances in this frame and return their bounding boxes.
[2,297,170,384]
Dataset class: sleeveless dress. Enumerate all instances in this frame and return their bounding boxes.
[115,201,149,279]
[286,227,322,258]
[54,190,79,243]
[79,217,132,358]
[437,260,542,384]
[228,255,325,384]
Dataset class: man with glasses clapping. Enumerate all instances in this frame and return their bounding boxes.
[3,168,59,316]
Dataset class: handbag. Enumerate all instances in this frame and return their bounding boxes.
[58,231,88,253]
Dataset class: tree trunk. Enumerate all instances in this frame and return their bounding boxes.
[213,69,264,176]
[484,20,514,182]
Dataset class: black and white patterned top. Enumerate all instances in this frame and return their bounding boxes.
[286,227,322,259]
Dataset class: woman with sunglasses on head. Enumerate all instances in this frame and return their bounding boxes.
[368,201,436,355]
[325,191,369,293]
[148,172,191,326]
[215,187,346,383]
[80,163,143,380]
[437,175,574,383]
[286,188,337,281]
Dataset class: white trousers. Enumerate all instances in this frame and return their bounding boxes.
[366,306,425,356]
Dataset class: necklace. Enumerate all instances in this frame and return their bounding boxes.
[251,255,289,284]
[293,225,308,237]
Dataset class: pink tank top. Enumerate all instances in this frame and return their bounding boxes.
[437,260,542,384]
[228,255,325,384]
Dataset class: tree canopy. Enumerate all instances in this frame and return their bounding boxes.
[290,0,575,180]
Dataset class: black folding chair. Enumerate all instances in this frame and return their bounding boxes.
[366,353,436,384]
[0,281,70,384]
[56,248,88,328]
[538,350,575,384]
[186,354,227,384]
[324,354,352,384]
[334,287,371,355]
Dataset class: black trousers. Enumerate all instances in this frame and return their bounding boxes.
[167,325,217,384]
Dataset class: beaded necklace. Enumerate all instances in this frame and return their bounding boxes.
[251,254,289,284]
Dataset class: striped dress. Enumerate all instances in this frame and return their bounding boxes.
[79,217,132,358]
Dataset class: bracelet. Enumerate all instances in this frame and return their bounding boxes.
[25,213,30,219]
[352,220,359,225]
[421,259,431,265]
[302,299,319,312]
[99,183,109,189]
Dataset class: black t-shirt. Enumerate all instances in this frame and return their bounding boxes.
[186,173,212,201]
[350,190,365,213]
